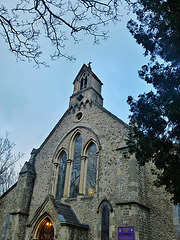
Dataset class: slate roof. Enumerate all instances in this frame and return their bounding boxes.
[56,202,80,225]
[26,196,89,229]
[55,202,89,228]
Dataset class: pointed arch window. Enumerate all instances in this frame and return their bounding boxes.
[70,133,82,198]
[86,142,97,196]
[55,151,67,200]
[101,201,110,240]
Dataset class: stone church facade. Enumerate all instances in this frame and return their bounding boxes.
[0,64,177,240]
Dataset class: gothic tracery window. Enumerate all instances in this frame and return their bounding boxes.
[86,142,97,196]
[69,133,82,198]
[55,151,67,200]
[55,131,99,199]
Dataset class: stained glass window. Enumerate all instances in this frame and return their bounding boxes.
[101,202,110,240]
[86,143,97,196]
[69,134,82,198]
[55,151,67,200]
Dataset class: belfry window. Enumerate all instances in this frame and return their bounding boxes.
[55,151,67,200]
[80,76,87,90]
[86,143,97,196]
[70,133,82,198]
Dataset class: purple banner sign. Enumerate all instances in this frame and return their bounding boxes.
[118,227,135,240]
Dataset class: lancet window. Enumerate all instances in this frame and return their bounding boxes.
[69,133,82,198]
[101,201,110,240]
[86,142,97,196]
[55,151,67,200]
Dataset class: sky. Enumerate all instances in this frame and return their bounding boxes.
[0,4,153,171]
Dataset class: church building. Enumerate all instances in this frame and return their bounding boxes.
[0,64,176,240]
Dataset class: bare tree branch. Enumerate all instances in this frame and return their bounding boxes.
[0,0,123,66]
[0,133,23,196]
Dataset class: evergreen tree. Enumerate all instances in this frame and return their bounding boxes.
[127,0,180,204]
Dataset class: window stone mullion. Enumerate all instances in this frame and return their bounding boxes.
[79,155,87,195]
[64,159,72,197]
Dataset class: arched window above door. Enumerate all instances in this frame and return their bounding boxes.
[53,128,100,199]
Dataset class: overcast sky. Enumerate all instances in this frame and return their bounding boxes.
[0,5,152,170]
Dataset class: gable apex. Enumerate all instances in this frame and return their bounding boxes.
[73,63,103,85]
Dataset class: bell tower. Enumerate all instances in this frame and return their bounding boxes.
[69,63,103,107]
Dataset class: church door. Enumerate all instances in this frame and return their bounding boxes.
[38,219,54,240]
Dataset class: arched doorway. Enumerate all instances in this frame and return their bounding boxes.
[37,217,54,240]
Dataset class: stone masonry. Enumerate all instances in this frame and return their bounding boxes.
[0,64,177,240]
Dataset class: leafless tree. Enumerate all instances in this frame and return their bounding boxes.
[0,133,23,196]
[0,0,123,66]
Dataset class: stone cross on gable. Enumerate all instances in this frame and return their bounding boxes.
[88,61,92,70]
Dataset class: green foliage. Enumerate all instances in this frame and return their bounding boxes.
[127,0,180,64]
[127,0,180,204]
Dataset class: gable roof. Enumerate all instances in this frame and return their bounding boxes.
[55,202,83,226]
[73,64,103,85]
[26,195,89,229]
[34,100,129,157]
